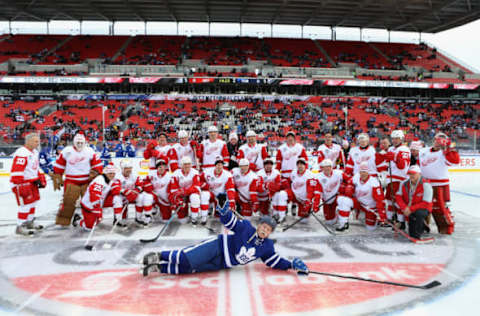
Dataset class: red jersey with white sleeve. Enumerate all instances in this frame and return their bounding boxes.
[199,139,229,169]
[419,147,460,186]
[80,175,112,212]
[275,143,308,178]
[149,170,175,205]
[148,144,170,171]
[232,168,260,203]
[237,143,268,172]
[386,145,411,182]
[345,146,381,177]
[168,143,197,171]
[201,168,236,199]
[316,169,350,204]
[352,173,385,211]
[317,143,345,169]
[10,146,40,185]
[53,146,103,185]
[256,168,282,201]
[289,169,319,202]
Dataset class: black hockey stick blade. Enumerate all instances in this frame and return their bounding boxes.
[140,208,179,243]
[85,244,94,251]
[308,270,441,290]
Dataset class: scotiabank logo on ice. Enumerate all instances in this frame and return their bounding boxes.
[13,262,444,315]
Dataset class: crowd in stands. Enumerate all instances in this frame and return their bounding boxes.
[1,96,478,154]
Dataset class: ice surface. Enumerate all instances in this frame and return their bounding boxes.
[0,173,479,316]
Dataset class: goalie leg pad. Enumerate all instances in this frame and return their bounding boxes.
[432,185,454,234]
[56,181,84,226]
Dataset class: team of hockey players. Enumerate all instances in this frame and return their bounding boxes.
[10,127,459,241]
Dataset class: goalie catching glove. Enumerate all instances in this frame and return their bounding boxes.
[292,258,308,275]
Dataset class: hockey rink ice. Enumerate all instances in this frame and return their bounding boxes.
[0,171,479,316]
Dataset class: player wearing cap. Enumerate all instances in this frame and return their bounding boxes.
[316,133,346,170]
[409,141,423,166]
[276,131,308,179]
[378,130,411,228]
[418,132,460,234]
[232,158,262,218]
[237,130,268,172]
[143,132,171,175]
[74,164,117,230]
[345,133,383,177]
[169,156,202,225]
[227,132,240,170]
[168,130,199,171]
[200,157,236,223]
[141,202,308,277]
[257,157,287,217]
[395,165,433,239]
[53,132,103,226]
[316,159,352,227]
[198,125,229,172]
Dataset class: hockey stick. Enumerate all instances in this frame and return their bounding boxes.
[140,206,179,243]
[385,219,435,244]
[84,219,99,251]
[307,270,441,290]
[101,203,130,249]
[311,212,336,235]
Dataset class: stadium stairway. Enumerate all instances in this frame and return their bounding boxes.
[38,36,73,63]
[112,37,134,62]
[313,40,336,67]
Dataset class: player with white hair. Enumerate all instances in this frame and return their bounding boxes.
[169,156,202,225]
[198,125,229,172]
[168,130,200,171]
[237,130,268,172]
[276,131,308,179]
[345,133,383,177]
[53,133,103,226]
[232,158,262,218]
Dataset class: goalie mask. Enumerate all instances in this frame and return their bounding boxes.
[73,134,86,151]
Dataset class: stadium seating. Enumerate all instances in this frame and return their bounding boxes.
[0,35,68,63]
[115,35,185,65]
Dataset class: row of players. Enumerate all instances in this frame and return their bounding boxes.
[10,127,459,239]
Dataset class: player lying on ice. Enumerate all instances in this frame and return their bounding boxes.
[141,195,308,276]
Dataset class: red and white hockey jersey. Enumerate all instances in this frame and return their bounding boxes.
[168,143,197,171]
[199,139,229,169]
[81,175,112,212]
[419,147,460,186]
[386,144,411,182]
[352,174,384,211]
[232,168,260,203]
[237,143,268,171]
[345,146,381,176]
[147,144,171,171]
[256,168,282,201]
[170,168,202,194]
[53,146,103,185]
[201,168,236,200]
[149,170,175,205]
[275,143,308,177]
[317,143,345,169]
[10,146,40,185]
[289,169,319,202]
[316,170,350,204]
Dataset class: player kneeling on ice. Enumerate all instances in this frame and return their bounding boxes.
[141,196,308,276]
[74,164,117,229]
[395,165,433,239]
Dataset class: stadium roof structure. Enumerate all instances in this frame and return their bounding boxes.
[1,0,479,33]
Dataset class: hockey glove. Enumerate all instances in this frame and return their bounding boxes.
[385,152,395,162]
[292,258,308,275]
[216,202,230,216]
[38,173,47,188]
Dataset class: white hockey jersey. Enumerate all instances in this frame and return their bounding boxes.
[202,168,235,196]
[149,170,174,204]
[387,145,411,182]
[346,146,378,176]
[276,143,308,177]
[81,175,112,211]
[148,144,171,171]
[316,169,347,204]
[53,146,103,184]
[237,143,268,171]
[352,174,383,210]
[256,168,282,201]
[232,168,260,202]
[201,139,229,169]
[289,169,317,202]
[419,147,459,186]
[171,168,201,191]
[10,146,40,185]
[115,172,137,191]
[317,143,345,168]
[169,142,197,170]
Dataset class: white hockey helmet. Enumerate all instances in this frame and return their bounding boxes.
[359,162,369,173]
[320,159,333,167]
[178,130,188,139]
[391,130,404,139]
[229,132,238,141]
[120,159,133,170]
[180,156,192,166]
[207,126,218,133]
[103,163,117,175]
[73,133,86,151]
[239,158,250,166]
[246,130,256,137]
[410,141,422,151]
[434,132,448,139]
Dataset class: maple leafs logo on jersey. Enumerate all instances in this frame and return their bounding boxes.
[235,246,256,265]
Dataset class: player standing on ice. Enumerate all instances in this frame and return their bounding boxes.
[52,133,103,226]
[198,125,229,172]
[141,196,308,277]
[143,132,171,175]
[418,132,460,234]
[345,133,382,177]
[276,131,308,179]
[168,130,199,171]
[395,165,433,240]
[10,133,47,235]
[237,130,268,172]
[316,133,346,169]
